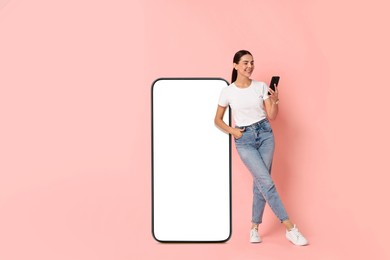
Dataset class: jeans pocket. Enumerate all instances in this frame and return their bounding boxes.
[234,127,244,141]
[234,130,247,143]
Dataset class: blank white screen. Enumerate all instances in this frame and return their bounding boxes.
[152,78,230,242]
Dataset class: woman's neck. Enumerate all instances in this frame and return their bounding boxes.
[234,76,252,88]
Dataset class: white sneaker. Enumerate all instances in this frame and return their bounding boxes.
[250,228,262,243]
[286,225,308,246]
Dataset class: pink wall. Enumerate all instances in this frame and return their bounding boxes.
[1,0,389,259]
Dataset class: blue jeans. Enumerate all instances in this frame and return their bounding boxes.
[235,119,289,224]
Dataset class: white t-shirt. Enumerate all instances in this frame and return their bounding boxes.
[218,79,270,127]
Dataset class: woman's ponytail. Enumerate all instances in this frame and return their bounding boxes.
[231,68,237,84]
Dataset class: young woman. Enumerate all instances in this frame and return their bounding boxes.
[214,50,308,246]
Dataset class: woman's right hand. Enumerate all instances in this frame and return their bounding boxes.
[231,127,245,139]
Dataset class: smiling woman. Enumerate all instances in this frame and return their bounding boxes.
[214,50,308,246]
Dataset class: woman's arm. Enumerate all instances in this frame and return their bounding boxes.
[264,98,279,120]
[214,105,244,139]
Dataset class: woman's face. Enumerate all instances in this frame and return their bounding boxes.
[234,54,254,78]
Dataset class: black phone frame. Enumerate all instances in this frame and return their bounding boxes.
[151,77,232,243]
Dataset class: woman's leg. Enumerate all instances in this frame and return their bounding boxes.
[236,132,289,223]
[251,154,273,228]
[252,182,266,226]
[256,130,295,230]
[237,122,308,245]
[251,130,275,226]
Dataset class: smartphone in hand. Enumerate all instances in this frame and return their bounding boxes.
[268,76,280,95]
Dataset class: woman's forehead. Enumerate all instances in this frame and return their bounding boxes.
[240,55,254,62]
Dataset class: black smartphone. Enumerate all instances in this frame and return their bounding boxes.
[268,76,280,95]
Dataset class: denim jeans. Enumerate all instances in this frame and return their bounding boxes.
[235,119,289,224]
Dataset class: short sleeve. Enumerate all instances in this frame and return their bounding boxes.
[262,82,270,100]
[218,88,229,107]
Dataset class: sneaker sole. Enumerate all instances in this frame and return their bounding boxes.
[286,235,308,246]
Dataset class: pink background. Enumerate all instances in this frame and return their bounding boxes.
[1,0,390,259]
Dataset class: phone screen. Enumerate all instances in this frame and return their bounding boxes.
[268,76,280,95]
[151,78,231,242]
